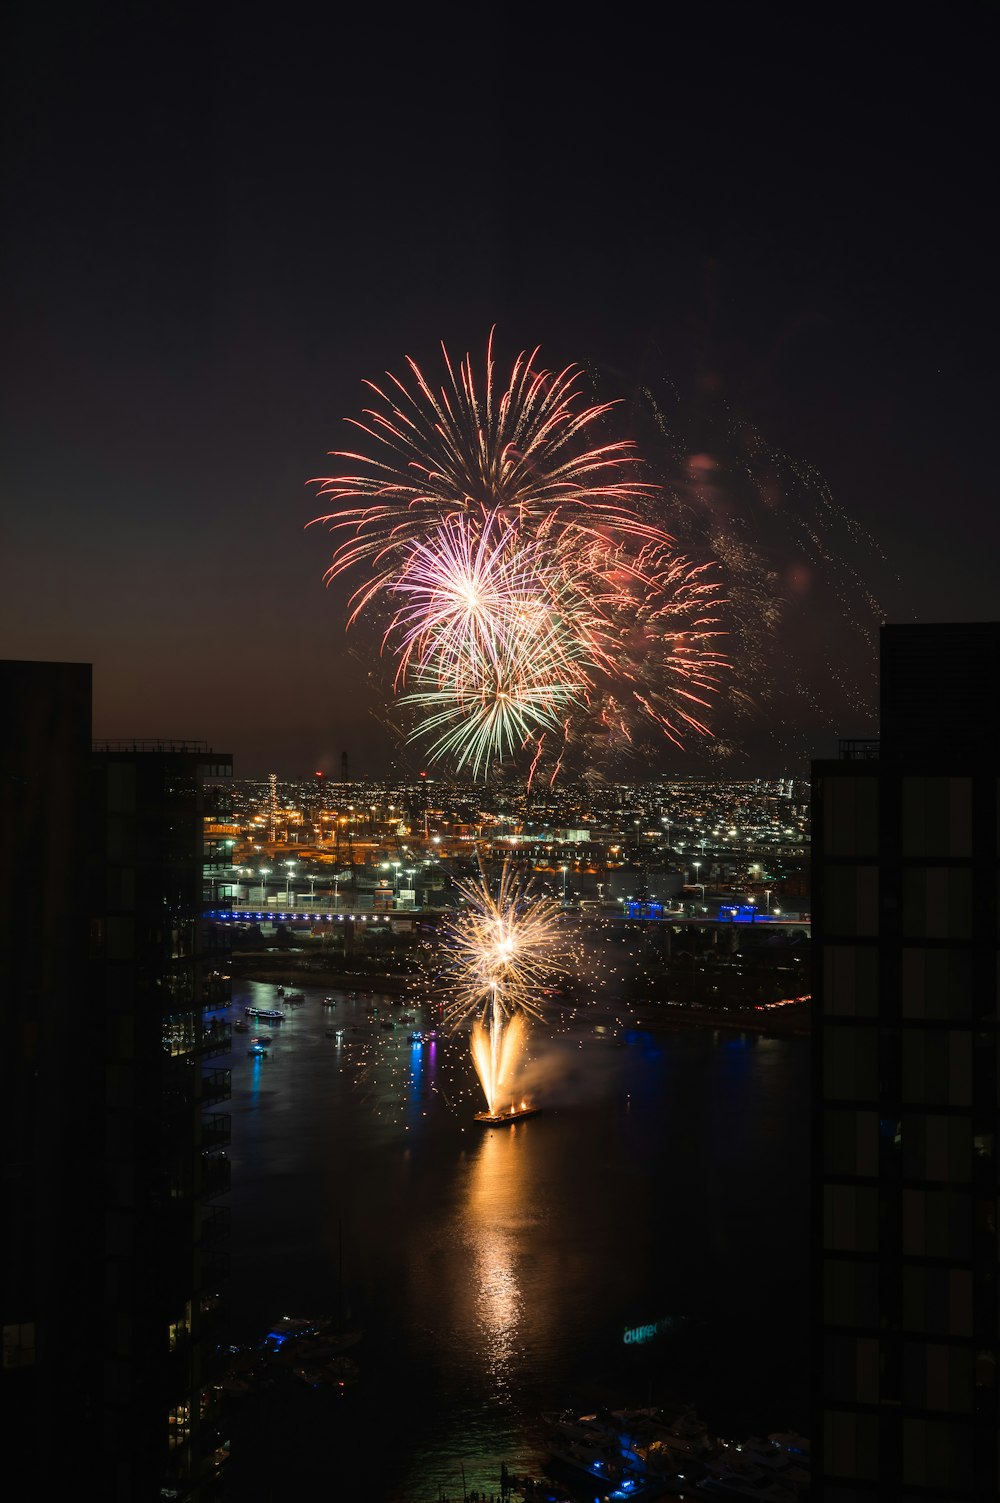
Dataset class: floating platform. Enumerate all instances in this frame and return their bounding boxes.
[474,1105,542,1127]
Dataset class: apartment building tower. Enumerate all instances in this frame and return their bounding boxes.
[2,661,233,1501]
[812,623,1000,1500]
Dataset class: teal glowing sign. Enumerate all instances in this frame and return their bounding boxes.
[623,1316,677,1346]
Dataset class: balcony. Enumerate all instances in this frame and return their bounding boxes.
[201,1020,231,1059]
[201,1249,231,1288]
[838,738,880,761]
[201,1153,231,1201]
[202,1114,231,1151]
[201,1069,231,1108]
[201,1204,231,1247]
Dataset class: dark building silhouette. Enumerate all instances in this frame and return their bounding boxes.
[812,623,1000,1500]
[2,661,233,1501]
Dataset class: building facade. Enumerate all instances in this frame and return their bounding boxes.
[2,661,233,1501]
[91,740,234,1499]
[812,623,1000,1500]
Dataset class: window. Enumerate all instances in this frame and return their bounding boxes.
[902,868,972,940]
[824,1408,878,1481]
[823,777,878,857]
[167,1402,191,1451]
[824,946,878,1017]
[901,1112,972,1180]
[824,1259,879,1327]
[901,1031,972,1107]
[901,1189,972,1258]
[824,866,879,937]
[824,1026,878,1100]
[2,1322,35,1369]
[824,1334,880,1403]
[825,1185,878,1252]
[902,1418,973,1489]
[901,947,973,1020]
[825,1109,879,1176]
[902,1266,972,1337]
[902,778,972,858]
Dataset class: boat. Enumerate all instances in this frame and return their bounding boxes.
[247,1045,268,1057]
[276,985,285,996]
[475,1103,542,1126]
[696,1468,798,1500]
[293,1353,360,1389]
[543,1420,635,1493]
[612,1404,713,1458]
[323,996,336,1006]
[718,1440,809,1498]
[261,1315,332,1351]
[234,1020,249,1032]
[250,1034,272,1045]
[263,1315,364,1377]
[245,1007,285,1020]
[285,990,306,1003]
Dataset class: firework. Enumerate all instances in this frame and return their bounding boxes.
[311,335,728,777]
[311,331,658,603]
[440,863,568,1114]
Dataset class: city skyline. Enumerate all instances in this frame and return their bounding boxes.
[3,11,995,776]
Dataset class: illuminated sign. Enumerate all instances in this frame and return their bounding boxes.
[623,1316,677,1346]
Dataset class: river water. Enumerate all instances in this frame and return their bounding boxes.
[222,978,809,1501]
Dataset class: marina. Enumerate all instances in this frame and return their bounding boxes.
[221,977,810,1501]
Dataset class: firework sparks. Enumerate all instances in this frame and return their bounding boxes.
[440,863,568,1114]
[310,335,728,776]
[311,330,658,593]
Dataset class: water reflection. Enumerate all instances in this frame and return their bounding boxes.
[465,1129,524,1398]
[224,982,811,1503]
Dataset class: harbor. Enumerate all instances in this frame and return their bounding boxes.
[218,976,810,1501]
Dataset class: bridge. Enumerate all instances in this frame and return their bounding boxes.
[205,900,811,936]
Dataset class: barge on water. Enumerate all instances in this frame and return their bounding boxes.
[474,1104,542,1127]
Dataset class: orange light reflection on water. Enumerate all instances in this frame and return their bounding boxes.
[466,1126,524,1397]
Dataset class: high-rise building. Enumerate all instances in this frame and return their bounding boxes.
[2,659,94,1472]
[2,662,233,1501]
[91,738,234,1500]
[811,623,1000,1501]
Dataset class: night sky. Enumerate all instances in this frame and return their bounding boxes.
[3,6,995,776]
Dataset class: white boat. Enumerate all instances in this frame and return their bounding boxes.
[698,1452,799,1502]
[613,1404,713,1458]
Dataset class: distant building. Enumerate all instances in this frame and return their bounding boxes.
[811,623,1000,1501]
[1,661,232,1502]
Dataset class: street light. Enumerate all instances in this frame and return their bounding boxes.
[764,888,771,913]
[285,861,296,904]
[560,864,568,900]
[259,867,270,905]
